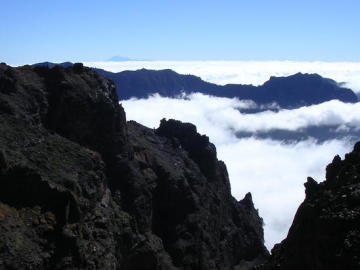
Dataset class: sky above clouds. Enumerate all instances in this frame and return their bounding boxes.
[1,0,360,64]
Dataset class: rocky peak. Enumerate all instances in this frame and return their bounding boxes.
[240,192,255,209]
[156,118,218,180]
[33,63,128,155]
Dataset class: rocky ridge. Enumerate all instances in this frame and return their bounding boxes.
[258,143,360,270]
[0,63,267,270]
[87,68,359,108]
[33,63,358,109]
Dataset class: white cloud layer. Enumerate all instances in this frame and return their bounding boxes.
[120,93,354,250]
[85,60,360,93]
[231,100,360,133]
[123,93,360,136]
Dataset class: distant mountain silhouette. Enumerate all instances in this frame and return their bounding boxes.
[93,68,358,108]
[31,62,358,108]
[236,125,360,144]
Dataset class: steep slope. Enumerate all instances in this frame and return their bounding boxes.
[32,63,358,108]
[126,120,268,269]
[258,143,360,270]
[0,63,268,269]
[0,63,143,269]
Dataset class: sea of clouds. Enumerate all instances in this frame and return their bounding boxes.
[84,61,360,250]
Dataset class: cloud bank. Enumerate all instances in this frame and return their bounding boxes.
[85,60,360,93]
[120,93,354,250]
[122,93,360,137]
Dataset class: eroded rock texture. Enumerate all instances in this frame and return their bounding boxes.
[0,63,267,270]
[258,143,360,270]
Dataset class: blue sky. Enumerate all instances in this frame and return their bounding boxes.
[1,0,359,64]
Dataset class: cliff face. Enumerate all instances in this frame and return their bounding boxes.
[258,144,360,270]
[0,63,267,270]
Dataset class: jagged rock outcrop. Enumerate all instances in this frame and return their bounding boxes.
[258,143,360,270]
[0,63,268,269]
[127,119,268,269]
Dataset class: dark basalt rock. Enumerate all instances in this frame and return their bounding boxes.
[127,119,268,269]
[258,143,360,270]
[156,118,219,181]
[0,63,268,269]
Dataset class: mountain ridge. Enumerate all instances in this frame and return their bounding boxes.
[31,62,358,108]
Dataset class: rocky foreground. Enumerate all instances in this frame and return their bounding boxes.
[0,63,359,270]
[0,63,267,269]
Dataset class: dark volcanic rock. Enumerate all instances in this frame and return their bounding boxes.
[258,143,360,270]
[130,119,268,269]
[0,63,268,269]
[0,63,142,270]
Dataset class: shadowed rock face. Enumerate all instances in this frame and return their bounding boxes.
[257,143,360,270]
[127,119,268,269]
[0,63,268,270]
